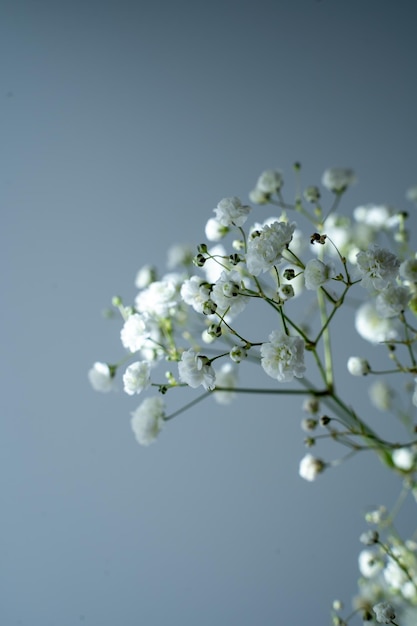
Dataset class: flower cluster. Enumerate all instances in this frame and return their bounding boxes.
[89,163,417,623]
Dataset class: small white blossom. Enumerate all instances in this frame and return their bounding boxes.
[358,550,383,578]
[213,363,237,405]
[322,167,356,192]
[167,244,194,269]
[203,244,230,283]
[135,279,179,317]
[213,196,251,227]
[376,284,410,318]
[254,169,283,194]
[369,380,394,411]
[355,302,399,344]
[392,447,414,470]
[88,362,115,392]
[122,361,151,396]
[178,349,216,390]
[130,397,165,446]
[180,276,212,314]
[356,246,400,291]
[121,313,149,352]
[373,602,396,624]
[347,356,370,376]
[210,270,247,319]
[383,547,409,590]
[229,346,248,363]
[246,221,296,276]
[353,204,394,229]
[135,264,157,289]
[299,454,325,481]
[400,257,417,283]
[205,217,228,241]
[304,258,336,290]
[260,331,305,382]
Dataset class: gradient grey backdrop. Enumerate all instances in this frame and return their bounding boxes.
[2,1,417,624]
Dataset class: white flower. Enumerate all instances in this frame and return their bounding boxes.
[356,246,400,291]
[246,221,296,276]
[321,167,356,192]
[135,264,156,289]
[213,363,237,405]
[384,547,409,590]
[358,550,383,578]
[210,270,247,319]
[203,244,230,283]
[213,196,251,227]
[376,284,410,318]
[355,302,399,344]
[369,380,393,411]
[205,217,228,241]
[254,169,283,194]
[166,244,194,269]
[229,345,248,363]
[121,313,149,352]
[88,362,115,392]
[130,397,165,446]
[373,602,396,624]
[178,349,216,390]
[299,454,325,481]
[304,258,336,290]
[260,331,305,382]
[353,204,394,229]
[400,257,417,283]
[122,361,151,396]
[180,276,211,313]
[347,356,370,376]
[135,279,179,317]
[392,447,414,470]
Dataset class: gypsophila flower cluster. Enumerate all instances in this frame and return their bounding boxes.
[90,162,417,625]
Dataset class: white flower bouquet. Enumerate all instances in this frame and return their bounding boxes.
[89,164,417,625]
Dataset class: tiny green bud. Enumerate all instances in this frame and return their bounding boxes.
[208,323,222,338]
[197,243,208,254]
[112,295,123,307]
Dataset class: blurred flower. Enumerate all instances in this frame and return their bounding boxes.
[131,397,165,446]
[88,362,115,392]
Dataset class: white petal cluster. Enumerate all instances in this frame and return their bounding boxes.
[210,270,247,319]
[376,284,410,318]
[131,397,165,446]
[347,356,370,376]
[353,204,394,229]
[123,361,151,395]
[321,167,356,192]
[213,196,251,227]
[358,550,383,578]
[88,362,115,392]
[356,246,400,291]
[260,331,305,382]
[135,264,156,289]
[205,217,228,241]
[249,169,284,203]
[246,221,296,276]
[121,313,149,352]
[178,349,216,390]
[373,602,396,624]
[180,276,211,313]
[400,257,417,283]
[299,454,325,481]
[355,302,399,344]
[392,447,414,470]
[135,279,179,317]
[304,258,336,290]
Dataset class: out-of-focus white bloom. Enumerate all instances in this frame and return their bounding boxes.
[210,270,247,319]
[384,548,409,590]
[321,214,353,258]
[246,221,296,276]
[406,185,417,203]
[135,264,157,289]
[356,246,400,291]
[373,602,396,624]
[304,258,336,290]
[88,362,115,392]
[358,550,383,578]
[355,302,399,344]
[254,169,283,194]
[369,380,394,411]
[135,279,179,317]
[360,530,379,545]
[178,349,216,390]
[122,361,151,396]
[322,167,356,192]
[167,244,194,269]
[130,396,165,446]
[303,186,320,203]
[299,454,325,481]
[180,276,211,314]
[353,204,394,229]
[203,244,230,283]
[121,313,149,352]
[249,187,268,204]
[400,257,417,283]
[347,356,370,376]
[213,363,237,405]
[376,284,410,318]
[392,447,414,470]
[260,331,305,382]
[205,217,228,241]
[213,196,251,227]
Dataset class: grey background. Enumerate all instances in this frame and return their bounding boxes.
[2,1,417,624]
